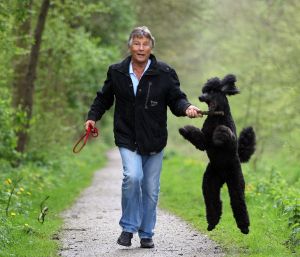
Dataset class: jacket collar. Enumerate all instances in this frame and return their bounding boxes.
[114,54,159,76]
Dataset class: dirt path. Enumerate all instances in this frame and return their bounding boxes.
[59,149,224,257]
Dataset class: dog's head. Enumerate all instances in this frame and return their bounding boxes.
[199,74,239,112]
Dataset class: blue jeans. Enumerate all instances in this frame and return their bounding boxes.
[118,147,164,239]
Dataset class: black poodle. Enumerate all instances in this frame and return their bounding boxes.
[179,74,256,234]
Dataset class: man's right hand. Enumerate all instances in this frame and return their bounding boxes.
[85,120,95,131]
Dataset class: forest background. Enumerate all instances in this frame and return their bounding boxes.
[0,0,299,256]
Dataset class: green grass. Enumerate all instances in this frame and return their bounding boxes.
[159,153,299,257]
[0,141,108,257]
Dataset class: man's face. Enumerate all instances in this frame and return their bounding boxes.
[129,36,152,65]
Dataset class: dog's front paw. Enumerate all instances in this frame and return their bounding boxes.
[179,127,188,138]
[179,125,195,139]
[213,125,236,146]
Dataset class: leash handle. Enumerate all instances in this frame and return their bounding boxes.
[73,125,99,153]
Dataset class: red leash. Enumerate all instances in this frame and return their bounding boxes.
[73,125,99,153]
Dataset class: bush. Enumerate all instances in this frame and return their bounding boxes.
[0,91,19,164]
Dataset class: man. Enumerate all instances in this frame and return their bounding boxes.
[85,26,202,248]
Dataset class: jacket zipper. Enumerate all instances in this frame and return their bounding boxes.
[144,82,152,109]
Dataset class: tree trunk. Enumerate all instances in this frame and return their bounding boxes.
[15,0,50,153]
[13,0,32,109]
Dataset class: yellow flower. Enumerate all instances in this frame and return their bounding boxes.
[10,212,16,216]
[246,183,254,193]
[20,187,25,192]
[24,223,29,227]
[5,178,12,185]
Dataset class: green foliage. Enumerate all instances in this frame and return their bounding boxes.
[0,0,136,157]
[135,0,207,73]
[84,0,136,48]
[249,168,300,252]
[6,0,134,155]
[183,0,300,160]
[29,21,117,154]
[0,90,18,164]
[285,204,300,251]
[0,2,15,90]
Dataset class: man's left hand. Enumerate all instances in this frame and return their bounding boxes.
[185,105,203,118]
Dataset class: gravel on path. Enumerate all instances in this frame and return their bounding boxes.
[59,149,224,257]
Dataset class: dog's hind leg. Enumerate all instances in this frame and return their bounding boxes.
[226,166,250,234]
[202,164,224,231]
[179,125,206,150]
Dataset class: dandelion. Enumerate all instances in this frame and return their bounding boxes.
[246,183,255,193]
[10,212,16,216]
[23,223,33,234]
[5,178,12,185]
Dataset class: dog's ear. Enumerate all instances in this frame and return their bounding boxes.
[221,74,239,95]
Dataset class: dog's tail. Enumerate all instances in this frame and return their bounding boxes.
[238,127,256,163]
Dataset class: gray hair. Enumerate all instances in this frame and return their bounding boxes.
[127,26,155,48]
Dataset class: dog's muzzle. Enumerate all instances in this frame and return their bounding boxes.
[199,93,208,102]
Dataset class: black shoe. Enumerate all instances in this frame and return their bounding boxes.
[117,231,133,246]
[140,238,154,248]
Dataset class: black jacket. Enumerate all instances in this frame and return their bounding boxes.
[87,54,191,155]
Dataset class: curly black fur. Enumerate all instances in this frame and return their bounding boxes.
[179,74,256,234]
